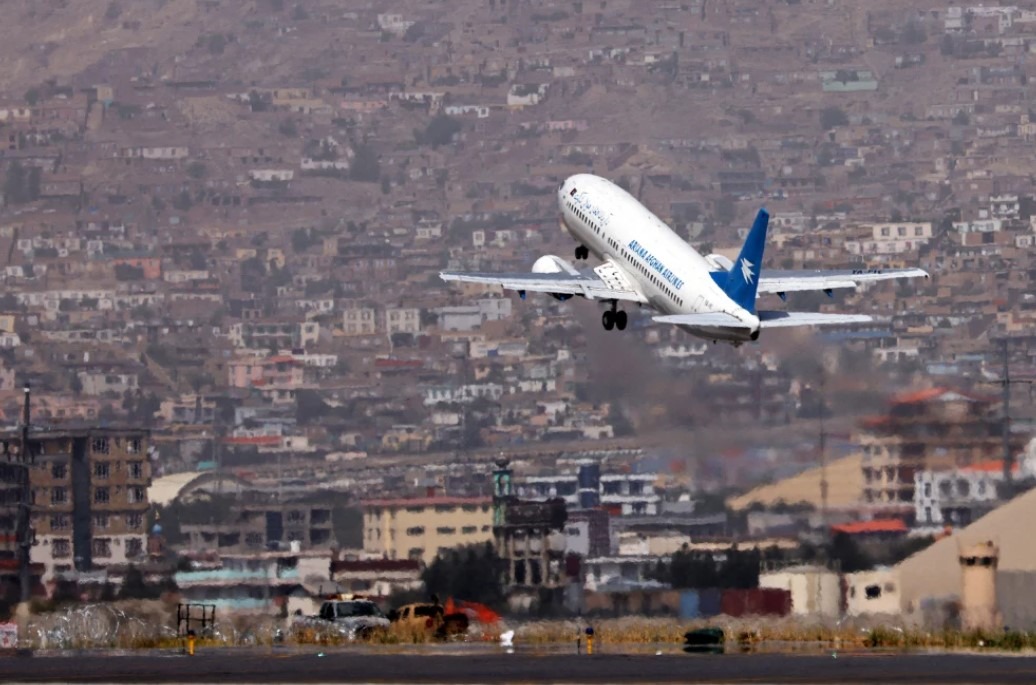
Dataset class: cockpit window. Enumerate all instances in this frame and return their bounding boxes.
[569,188,577,196]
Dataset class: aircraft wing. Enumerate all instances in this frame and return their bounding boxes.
[756,267,929,295]
[439,270,649,304]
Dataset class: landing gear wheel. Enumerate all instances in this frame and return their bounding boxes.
[615,310,628,331]
[602,311,615,331]
[575,245,589,260]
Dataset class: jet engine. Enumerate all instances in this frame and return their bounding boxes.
[705,253,734,272]
[531,254,579,301]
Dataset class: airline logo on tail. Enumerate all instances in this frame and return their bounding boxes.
[740,258,755,284]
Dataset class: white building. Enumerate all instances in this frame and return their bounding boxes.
[759,565,841,618]
[845,567,902,618]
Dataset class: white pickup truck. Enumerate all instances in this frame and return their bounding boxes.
[293,598,390,639]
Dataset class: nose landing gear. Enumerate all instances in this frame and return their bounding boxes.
[575,245,589,260]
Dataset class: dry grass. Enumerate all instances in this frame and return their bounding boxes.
[22,605,1036,654]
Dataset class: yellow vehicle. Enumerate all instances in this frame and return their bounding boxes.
[389,602,469,639]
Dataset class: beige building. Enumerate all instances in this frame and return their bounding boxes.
[727,453,865,512]
[362,496,493,565]
[897,485,1036,630]
[759,565,841,618]
[4,428,152,583]
[385,307,421,335]
[341,305,377,336]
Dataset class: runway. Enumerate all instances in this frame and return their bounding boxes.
[4,649,1036,684]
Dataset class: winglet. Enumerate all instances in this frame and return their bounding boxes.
[721,208,768,314]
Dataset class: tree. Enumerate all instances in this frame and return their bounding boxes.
[422,543,505,608]
[118,565,165,600]
[902,19,927,44]
[3,161,40,205]
[820,106,849,131]
[416,115,462,148]
[240,256,267,294]
[828,532,871,573]
[24,88,40,106]
[278,119,298,137]
[349,144,380,182]
[714,196,736,225]
[172,189,193,212]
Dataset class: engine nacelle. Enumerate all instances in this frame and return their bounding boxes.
[531,254,578,301]
[532,254,581,276]
[705,253,734,272]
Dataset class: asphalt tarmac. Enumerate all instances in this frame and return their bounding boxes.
[4,649,1036,684]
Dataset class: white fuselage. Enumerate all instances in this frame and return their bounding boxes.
[557,174,759,341]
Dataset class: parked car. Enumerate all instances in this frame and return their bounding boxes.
[389,602,469,639]
[293,596,389,640]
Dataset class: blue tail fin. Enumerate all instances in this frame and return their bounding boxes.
[721,208,768,314]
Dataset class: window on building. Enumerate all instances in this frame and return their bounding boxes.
[91,438,110,455]
[51,488,67,504]
[92,538,112,559]
[407,548,424,560]
[93,514,109,530]
[462,526,477,534]
[126,538,143,558]
[128,486,146,504]
[406,526,425,536]
[50,514,69,530]
[129,462,144,479]
[52,539,71,558]
[93,462,110,479]
[125,513,143,530]
[51,463,67,479]
[436,527,456,535]
[127,438,143,454]
[94,487,110,504]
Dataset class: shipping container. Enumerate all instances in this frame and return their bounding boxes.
[700,588,722,617]
[721,588,791,617]
[679,590,700,620]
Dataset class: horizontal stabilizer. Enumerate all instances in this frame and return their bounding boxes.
[758,311,872,328]
[757,267,928,296]
[653,312,751,329]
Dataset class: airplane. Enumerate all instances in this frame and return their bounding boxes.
[440,173,929,347]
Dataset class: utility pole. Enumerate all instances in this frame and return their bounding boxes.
[981,337,1036,490]
[15,384,33,603]
[818,369,829,528]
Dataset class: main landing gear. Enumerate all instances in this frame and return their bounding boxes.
[574,245,589,260]
[601,302,627,331]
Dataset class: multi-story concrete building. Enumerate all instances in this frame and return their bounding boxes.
[0,428,152,583]
[341,304,377,337]
[384,307,421,335]
[857,388,1022,519]
[181,494,334,553]
[361,496,492,565]
[516,461,661,515]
